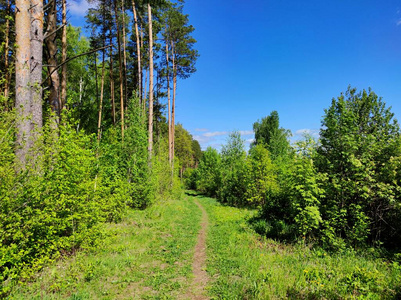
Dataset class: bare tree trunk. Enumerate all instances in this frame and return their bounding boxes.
[30,0,44,138]
[60,0,67,110]
[121,0,128,106]
[171,42,177,167]
[165,38,172,164]
[97,47,106,141]
[45,0,60,121]
[3,0,11,106]
[109,36,116,125]
[114,0,124,140]
[143,67,147,113]
[131,0,142,103]
[15,0,31,168]
[140,27,144,109]
[147,2,154,159]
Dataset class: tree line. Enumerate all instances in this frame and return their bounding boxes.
[187,87,401,251]
[0,0,199,295]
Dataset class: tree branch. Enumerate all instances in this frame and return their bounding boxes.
[44,23,67,40]
[42,45,112,85]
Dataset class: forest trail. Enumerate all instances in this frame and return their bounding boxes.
[9,194,397,299]
[185,199,209,299]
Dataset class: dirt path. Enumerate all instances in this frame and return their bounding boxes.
[187,199,209,299]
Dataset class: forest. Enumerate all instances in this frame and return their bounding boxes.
[1,0,401,298]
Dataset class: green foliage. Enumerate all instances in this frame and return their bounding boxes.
[244,144,278,208]
[0,116,110,295]
[218,132,248,206]
[174,123,194,175]
[252,110,292,161]
[196,147,222,197]
[64,25,99,133]
[151,139,183,202]
[251,87,401,249]
[10,197,203,299]
[317,87,401,248]
[197,194,401,299]
[0,99,183,295]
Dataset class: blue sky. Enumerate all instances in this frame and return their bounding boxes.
[69,0,401,150]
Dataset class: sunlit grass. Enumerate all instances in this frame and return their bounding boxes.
[10,197,202,299]
[9,193,401,299]
[198,195,401,299]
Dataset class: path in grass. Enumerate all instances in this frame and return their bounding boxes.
[9,193,401,299]
[186,199,209,299]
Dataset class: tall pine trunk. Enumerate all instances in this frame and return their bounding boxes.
[98,46,106,141]
[114,0,124,139]
[132,0,142,103]
[109,35,116,125]
[60,0,67,111]
[3,0,11,106]
[147,2,154,159]
[171,42,177,168]
[165,38,172,164]
[30,0,43,132]
[121,0,128,106]
[45,0,60,121]
[15,0,31,168]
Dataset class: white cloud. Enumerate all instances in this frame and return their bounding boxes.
[192,129,254,150]
[203,131,228,137]
[397,19,401,26]
[239,130,253,136]
[295,129,319,136]
[192,135,212,144]
[68,0,97,17]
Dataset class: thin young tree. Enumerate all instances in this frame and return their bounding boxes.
[44,0,61,120]
[131,0,142,103]
[114,0,125,139]
[60,0,67,110]
[147,1,154,159]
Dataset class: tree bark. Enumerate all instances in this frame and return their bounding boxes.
[3,0,11,106]
[60,0,67,110]
[171,41,176,168]
[97,47,106,141]
[131,0,142,104]
[114,0,124,140]
[147,2,154,159]
[165,38,172,164]
[45,0,60,120]
[30,0,43,131]
[109,35,116,125]
[15,0,31,168]
[121,0,128,106]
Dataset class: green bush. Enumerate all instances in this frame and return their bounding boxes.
[244,144,278,208]
[1,118,108,295]
[196,147,222,197]
[218,132,248,206]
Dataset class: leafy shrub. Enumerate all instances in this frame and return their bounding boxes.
[1,119,107,295]
[218,132,248,206]
[244,144,278,208]
[196,147,222,197]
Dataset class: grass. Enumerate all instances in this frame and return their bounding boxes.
[10,196,202,299]
[196,194,401,299]
[9,192,401,299]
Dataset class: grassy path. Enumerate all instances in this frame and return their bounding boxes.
[11,196,203,299]
[187,199,209,300]
[10,193,401,299]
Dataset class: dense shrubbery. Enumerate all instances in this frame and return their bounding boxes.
[193,87,401,251]
[0,101,182,295]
